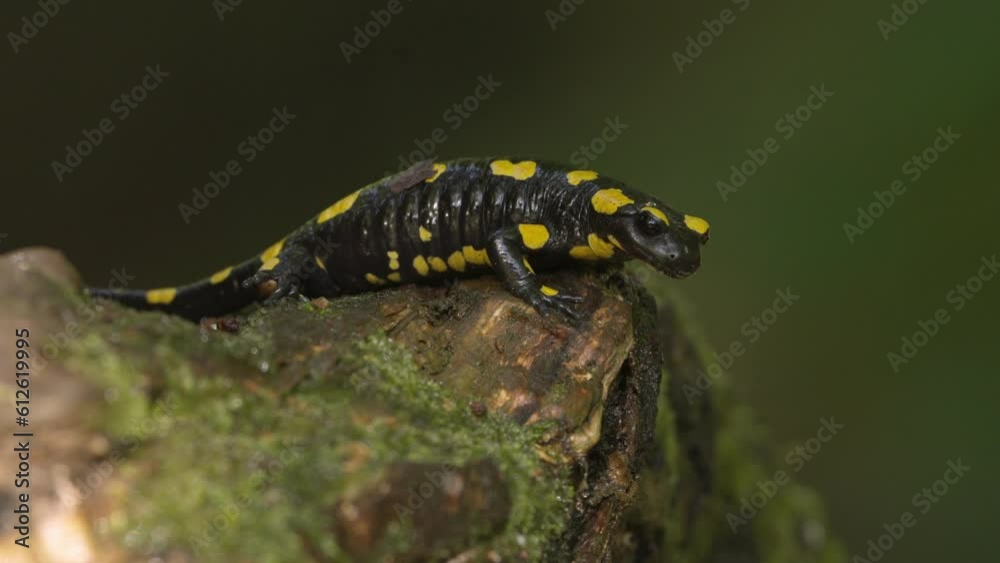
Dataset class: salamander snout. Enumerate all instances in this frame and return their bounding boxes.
[610,205,710,279]
[662,238,702,278]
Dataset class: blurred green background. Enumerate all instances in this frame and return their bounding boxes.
[2,0,995,560]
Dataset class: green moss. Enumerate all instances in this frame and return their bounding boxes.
[64,301,572,562]
[327,335,574,558]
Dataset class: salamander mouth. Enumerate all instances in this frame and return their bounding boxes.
[634,248,699,279]
[651,253,699,279]
[662,264,697,279]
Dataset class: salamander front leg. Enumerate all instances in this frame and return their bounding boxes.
[485,226,583,320]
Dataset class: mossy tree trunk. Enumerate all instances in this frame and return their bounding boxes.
[0,249,842,562]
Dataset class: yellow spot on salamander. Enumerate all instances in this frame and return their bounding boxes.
[523,258,535,274]
[261,239,284,262]
[540,285,559,296]
[413,256,430,276]
[588,234,616,259]
[572,235,621,258]
[365,273,386,285]
[426,163,446,182]
[518,224,550,249]
[566,170,598,186]
[428,256,448,273]
[591,188,634,215]
[209,266,233,285]
[419,226,433,242]
[608,235,625,251]
[462,246,490,266]
[490,159,537,180]
[317,189,361,223]
[146,288,177,305]
[387,272,402,282]
[315,256,326,270]
[570,246,599,260]
[684,215,710,235]
[387,251,400,270]
[260,257,280,271]
[642,206,670,225]
[447,251,466,272]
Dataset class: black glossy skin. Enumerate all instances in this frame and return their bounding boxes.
[87,158,710,321]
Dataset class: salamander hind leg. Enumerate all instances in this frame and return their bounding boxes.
[242,242,338,303]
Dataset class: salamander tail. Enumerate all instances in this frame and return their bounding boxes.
[85,259,264,321]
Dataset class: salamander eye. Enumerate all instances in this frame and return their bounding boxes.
[638,212,667,236]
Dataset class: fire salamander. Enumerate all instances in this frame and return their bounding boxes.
[87,158,710,321]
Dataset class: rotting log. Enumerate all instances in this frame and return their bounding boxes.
[0,248,844,562]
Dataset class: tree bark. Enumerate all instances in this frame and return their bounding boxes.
[0,248,843,562]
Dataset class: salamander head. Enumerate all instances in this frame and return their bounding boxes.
[595,192,710,278]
